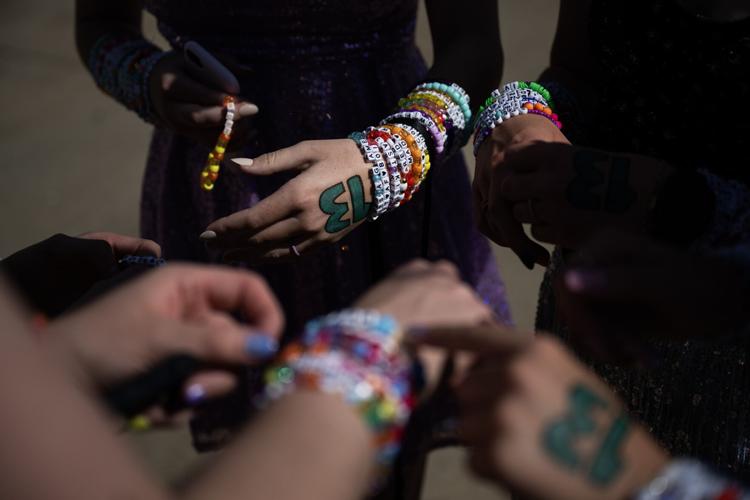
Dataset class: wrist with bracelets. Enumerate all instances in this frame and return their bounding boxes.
[473,81,562,156]
[635,459,748,500]
[348,81,471,220]
[88,34,167,123]
[256,310,415,486]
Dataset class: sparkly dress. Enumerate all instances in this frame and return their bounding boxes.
[140,1,510,449]
[537,0,750,479]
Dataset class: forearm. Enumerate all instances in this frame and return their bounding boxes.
[424,0,502,107]
[184,392,373,500]
[0,282,169,500]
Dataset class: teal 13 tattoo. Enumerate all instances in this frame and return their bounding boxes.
[319,175,371,234]
[565,150,637,214]
[542,383,630,486]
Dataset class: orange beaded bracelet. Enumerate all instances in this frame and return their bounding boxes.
[199,96,236,191]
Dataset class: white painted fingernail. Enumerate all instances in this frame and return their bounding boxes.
[237,103,259,117]
[200,230,217,240]
[232,158,254,169]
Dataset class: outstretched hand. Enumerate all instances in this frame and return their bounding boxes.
[202,139,373,262]
[409,327,668,500]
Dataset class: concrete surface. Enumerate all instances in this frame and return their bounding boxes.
[0,1,558,498]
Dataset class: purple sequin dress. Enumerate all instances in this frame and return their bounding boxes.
[140,0,510,447]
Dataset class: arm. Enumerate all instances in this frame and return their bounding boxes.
[424,0,503,105]
[539,0,597,140]
[184,393,372,500]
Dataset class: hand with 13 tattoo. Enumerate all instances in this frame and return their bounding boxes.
[406,326,669,500]
[201,139,373,261]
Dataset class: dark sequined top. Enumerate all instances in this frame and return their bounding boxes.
[538,0,750,480]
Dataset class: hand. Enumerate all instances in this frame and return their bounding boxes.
[474,114,568,268]
[148,51,258,145]
[494,142,674,251]
[354,259,494,331]
[78,232,161,258]
[410,328,669,500]
[202,139,373,261]
[356,259,496,393]
[557,232,749,364]
[44,265,284,406]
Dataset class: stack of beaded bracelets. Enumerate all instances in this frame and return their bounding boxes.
[473,81,562,156]
[88,34,166,123]
[349,82,471,219]
[199,96,237,191]
[256,310,415,486]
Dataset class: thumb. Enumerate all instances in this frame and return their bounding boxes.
[232,141,318,176]
[406,324,531,355]
[154,317,279,367]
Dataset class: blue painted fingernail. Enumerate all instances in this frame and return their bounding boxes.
[245,334,278,358]
[185,384,206,405]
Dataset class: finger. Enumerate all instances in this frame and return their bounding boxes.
[486,205,550,268]
[500,172,554,202]
[406,324,531,355]
[171,103,226,129]
[163,75,227,106]
[237,141,319,176]
[224,235,320,263]
[183,370,238,406]
[203,185,298,247]
[432,260,461,279]
[78,232,162,258]
[163,265,285,337]
[244,218,309,247]
[529,224,557,245]
[488,173,550,268]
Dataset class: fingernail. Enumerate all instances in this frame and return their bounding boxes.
[565,270,605,292]
[245,334,278,358]
[185,384,206,405]
[521,253,535,270]
[128,415,152,432]
[237,103,259,117]
[231,158,254,170]
[200,230,217,240]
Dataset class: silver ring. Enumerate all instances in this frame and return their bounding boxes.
[291,245,301,257]
[527,199,537,223]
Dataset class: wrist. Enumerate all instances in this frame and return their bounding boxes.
[256,309,414,488]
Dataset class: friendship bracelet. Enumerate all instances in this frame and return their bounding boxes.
[256,310,415,488]
[199,96,237,191]
[88,34,166,123]
[348,81,469,219]
[473,81,563,156]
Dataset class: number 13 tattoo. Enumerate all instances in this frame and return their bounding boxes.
[543,384,631,486]
[319,175,372,234]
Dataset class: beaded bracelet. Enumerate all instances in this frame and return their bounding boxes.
[634,460,749,500]
[473,81,563,156]
[256,310,414,487]
[88,34,166,123]
[199,96,237,191]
